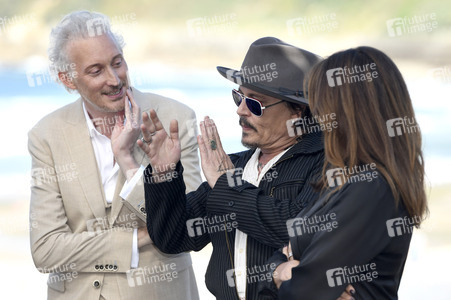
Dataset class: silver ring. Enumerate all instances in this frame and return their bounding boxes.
[141,137,151,144]
[288,252,293,259]
[150,132,157,136]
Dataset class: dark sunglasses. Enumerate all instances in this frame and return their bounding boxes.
[232,89,284,117]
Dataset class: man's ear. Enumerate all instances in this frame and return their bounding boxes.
[58,72,76,90]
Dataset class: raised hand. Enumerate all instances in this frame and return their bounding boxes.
[197,116,234,188]
[111,88,141,180]
[137,109,181,178]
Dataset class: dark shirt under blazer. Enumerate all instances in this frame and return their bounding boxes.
[144,131,324,300]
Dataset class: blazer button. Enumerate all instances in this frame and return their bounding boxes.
[93,280,101,288]
[228,201,234,206]
[99,265,104,270]
[140,207,146,214]
[94,265,99,271]
[113,265,118,271]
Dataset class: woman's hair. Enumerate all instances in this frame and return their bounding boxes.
[307,46,427,225]
[48,11,125,89]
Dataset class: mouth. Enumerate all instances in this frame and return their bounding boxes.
[103,85,125,100]
[239,118,257,132]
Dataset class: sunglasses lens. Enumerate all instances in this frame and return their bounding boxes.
[246,99,262,116]
[232,90,242,106]
[232,90,263,116]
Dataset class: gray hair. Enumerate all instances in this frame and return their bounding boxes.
[48,11,125,89]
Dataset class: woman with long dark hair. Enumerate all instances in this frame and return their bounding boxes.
[263,46,428,299]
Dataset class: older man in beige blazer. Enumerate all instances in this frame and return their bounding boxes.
[28,11,201,300]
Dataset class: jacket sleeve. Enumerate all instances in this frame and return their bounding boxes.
[206,153,323,249]
[145,162,212,254]
[278,176,406,300]
[28,127,134,274]
[177,107,202,193]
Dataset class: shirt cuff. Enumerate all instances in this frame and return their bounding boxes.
[120,165,146,199]
[131,228,139,268]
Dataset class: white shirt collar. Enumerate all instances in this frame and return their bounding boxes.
[82,101,102,138]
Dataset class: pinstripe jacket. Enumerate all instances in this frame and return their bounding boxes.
[145,130,324,300]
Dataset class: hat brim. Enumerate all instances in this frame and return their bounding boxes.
[217,66,309,106]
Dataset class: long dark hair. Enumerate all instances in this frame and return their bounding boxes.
[307,46,427,225]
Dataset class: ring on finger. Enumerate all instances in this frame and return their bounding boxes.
[141,137,152,144]
[210,140,217,150]
[150,131,157,136]
[288,252,293,259]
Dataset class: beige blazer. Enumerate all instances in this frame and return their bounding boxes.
[28,89,201,300]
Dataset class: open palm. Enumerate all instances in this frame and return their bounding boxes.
[137,109,181,175]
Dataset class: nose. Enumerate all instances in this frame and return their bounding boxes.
[236,97,251,117]
[105,67,120,86]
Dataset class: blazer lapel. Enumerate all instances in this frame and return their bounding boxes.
[65,99,107,220]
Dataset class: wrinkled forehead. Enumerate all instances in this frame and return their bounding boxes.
[65,33,123,66]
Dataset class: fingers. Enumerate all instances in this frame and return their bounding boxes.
[287,242,293,259]
[197,135,207,157]
[346,284,356,296]
[199,119,212,150]
[206,117,224,150]
[169,119,179,142]
[336,285,356,300]
[337,292,354,300]
[141,111,156,140]
[149,109,164,132]
[126,88,141,127]
[282,245,289,258]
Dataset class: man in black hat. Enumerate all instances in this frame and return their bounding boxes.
[138,37,325,299]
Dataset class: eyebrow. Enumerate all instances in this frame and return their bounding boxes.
[84,53,123,72]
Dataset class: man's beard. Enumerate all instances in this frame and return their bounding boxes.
[240,117,258,149]
[82,82,127,113]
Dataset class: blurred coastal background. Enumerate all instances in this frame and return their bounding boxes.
[0,0,450,299]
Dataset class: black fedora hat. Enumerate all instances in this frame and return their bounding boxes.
[217,37,322,105]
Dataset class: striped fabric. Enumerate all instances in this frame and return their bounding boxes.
[145,130,324,299]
